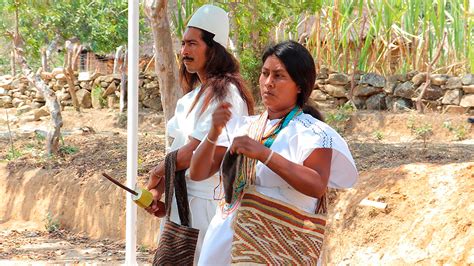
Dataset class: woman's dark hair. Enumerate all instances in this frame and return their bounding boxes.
[261,40,323,121]
[180,27,254,115]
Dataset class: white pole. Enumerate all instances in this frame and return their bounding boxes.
[126,0,139,265]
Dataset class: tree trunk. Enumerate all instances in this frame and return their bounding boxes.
[10,51,16,76]
[12,23,62,155]
[120,49,128,114]
[64,41,81,112]
[144,0,181,140]
[41,48,48,72]
[113,45,124,74]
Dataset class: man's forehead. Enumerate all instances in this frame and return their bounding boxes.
[183,27,202,41]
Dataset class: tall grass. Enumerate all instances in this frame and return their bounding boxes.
[166,0,472,75]
[275,0,472,75]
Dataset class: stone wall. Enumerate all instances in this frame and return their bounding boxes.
[1,68,474,116]
[311,69,474,114]
[0,68,161,112]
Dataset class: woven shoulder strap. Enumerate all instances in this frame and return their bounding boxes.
[164,150,192,226]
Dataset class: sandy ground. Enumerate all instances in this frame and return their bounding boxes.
[0,107,473,265]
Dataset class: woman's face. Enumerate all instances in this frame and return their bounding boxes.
[259,55,300,114]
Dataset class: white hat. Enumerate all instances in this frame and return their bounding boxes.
[187,4,229,48]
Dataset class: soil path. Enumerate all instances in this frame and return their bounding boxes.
[1,108,473,264]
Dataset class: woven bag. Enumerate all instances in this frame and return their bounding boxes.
[153,150,199,266]
[229,110,328,264]
[231,187,327,265]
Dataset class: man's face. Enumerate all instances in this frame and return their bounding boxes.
[181,27,207,76]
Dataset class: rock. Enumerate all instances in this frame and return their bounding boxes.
[56,90,71,101]
[384,79,397,94]
[310,89,328,101]
[463,85,474,94]
[104,75,115,83]
[412,72,427,86]
[317,72,328,79]
[144,81,159,90]
[12,98,25,108]
[315,79,326,87]
[0,96,13,107]
[392,73,408,82]
[31,101,44,109]
[142,96,162,110]
[461,73,474,85]
[459,94,474,107]
[91,87,105,109]
[17,105,32,115]
[394,81,415,98]
[103,82,117,97]
[112,74,121,80]
[107,95,118,109]
[406,70,419,80]
[76,89,92,108]
[353,85,382,97]
[420,84,444,100]
[442,89,462,105]
[443,105,467,114]
[319,67,329,76]
[34,106,50,120]
[352,96,367,109]
[0,88,7,96]
[51,67,64,76]
[385,96,412,111]
[0,78,13,90]
[78,72,91,81]
[323,84,347,98]
[327,73,349,85]
[366,93,387,110]
[360,73,385,88]
[430,74,450,86]
[41,72,53,80]
[89,72,103,82]
[19,114,36,123]
[445,77,463,89]
[100,81,109,88]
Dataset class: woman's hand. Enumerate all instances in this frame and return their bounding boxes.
[230,135,269,162]
[207,102,232,140]
[145,188,166,217]
[146,163,165,217]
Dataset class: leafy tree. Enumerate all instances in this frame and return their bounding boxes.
[0,0,149,69]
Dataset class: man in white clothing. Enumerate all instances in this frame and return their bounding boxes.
[145,4,254,263]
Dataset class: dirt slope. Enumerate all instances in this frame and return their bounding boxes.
[0,108,473,264]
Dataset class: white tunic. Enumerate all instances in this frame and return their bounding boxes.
[163,84,248,262]
[198,113,358,265]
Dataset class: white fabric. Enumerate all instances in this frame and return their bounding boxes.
[167,84,248,199]
[162,83,248,263]
[198,112,358,265]
[187,4,229,47]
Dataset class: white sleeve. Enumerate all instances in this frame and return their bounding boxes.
[291,116,358,189]
[190,84,248,146]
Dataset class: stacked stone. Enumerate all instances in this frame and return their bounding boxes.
[0,70,162,114]
[310,69,474,113]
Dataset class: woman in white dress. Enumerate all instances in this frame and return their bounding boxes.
[189,40,358,265]
[145,5,254,262]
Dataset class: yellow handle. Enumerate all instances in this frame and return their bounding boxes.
[132,188,154,209]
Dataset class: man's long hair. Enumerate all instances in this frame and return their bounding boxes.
[180,27,254,115]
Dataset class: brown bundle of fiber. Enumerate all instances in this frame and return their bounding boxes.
[220,151,242,204]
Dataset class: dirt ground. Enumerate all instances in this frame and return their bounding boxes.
[0,107,473,265]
